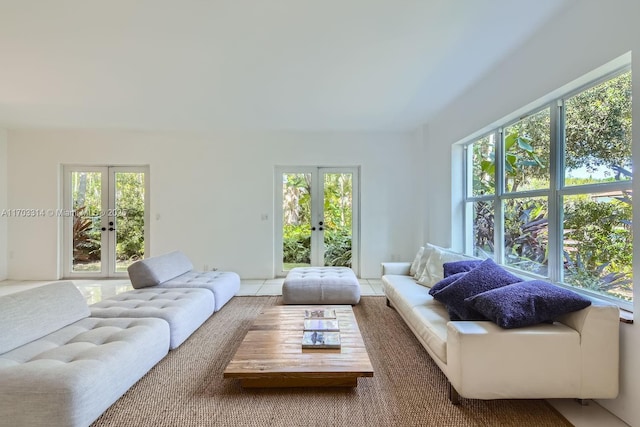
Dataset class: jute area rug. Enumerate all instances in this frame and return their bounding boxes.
[92,296,571,427]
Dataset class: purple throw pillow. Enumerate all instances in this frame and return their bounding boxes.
[443,260,483,278]
[432,258,522,320]
[465,280,592,329]
[428,272,467,296]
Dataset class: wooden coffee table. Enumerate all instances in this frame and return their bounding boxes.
[223,305,374,388]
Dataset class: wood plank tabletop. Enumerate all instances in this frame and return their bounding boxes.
[223,305,374,388]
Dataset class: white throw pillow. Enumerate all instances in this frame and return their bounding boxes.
[416,243,474,287]
[409,247,424,277]
[413,245,435,280]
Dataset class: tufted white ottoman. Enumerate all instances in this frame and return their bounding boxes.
[282,267,361,305]
[90,288,214,349]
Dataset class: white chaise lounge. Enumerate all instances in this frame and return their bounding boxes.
[126,250,240,312]
[90,287,215,349]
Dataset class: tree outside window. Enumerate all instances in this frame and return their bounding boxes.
[466,69,632,304]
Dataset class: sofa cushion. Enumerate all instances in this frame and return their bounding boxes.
[428,272,467,296]
[382,275,433,311]
[127,250,194,288]
[409,247,424,277]
[432,258,522,320]
[161,270,241,311]
[411,299,451,364]
[0,282,90,354]
[0,317,169,427]
[416,244,475,287]
[465,280,592,329]
[443,260,483,277]
[90,288,215,349]
[413,245,434,280]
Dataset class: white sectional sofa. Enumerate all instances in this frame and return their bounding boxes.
[382,244,620,403]
[0,282,170,427]
[0,251,242,426]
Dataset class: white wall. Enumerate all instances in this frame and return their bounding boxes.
[0,129,7,280]
[423,0,640,424]
[6,129,422,280]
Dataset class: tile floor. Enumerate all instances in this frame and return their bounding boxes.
[0,278,629,427]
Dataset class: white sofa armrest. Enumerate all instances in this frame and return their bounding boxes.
[556,301,620,397]
[446,321,586,399]
[381,262,411,276]
[445,314,618,399]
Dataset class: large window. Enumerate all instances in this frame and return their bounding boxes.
[464,69,632,308]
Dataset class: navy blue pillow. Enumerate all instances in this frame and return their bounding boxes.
[465,280,592,329]
[443,260,482,278]
[428,272,467,296]
[432,258,522,320]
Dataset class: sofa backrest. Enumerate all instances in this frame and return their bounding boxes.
[127,250,194,289]
[0,281,90,354]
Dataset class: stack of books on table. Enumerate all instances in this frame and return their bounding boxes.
[301,309,341,349]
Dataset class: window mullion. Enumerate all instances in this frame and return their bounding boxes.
[462,145,472,253]
[547,100,563,283]
[494,129,505,264]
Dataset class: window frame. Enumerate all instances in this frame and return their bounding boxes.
[461,65,633,312]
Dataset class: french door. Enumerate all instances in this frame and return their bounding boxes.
[275,166,359,277]
[63,165,149,278]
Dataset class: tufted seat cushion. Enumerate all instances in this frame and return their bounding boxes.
[282,267,360,305]
[161,270,241,311]
[90,288,214,349]
[0,316,169,427]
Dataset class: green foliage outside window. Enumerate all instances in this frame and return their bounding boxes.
[470,70,633,302]
[282,173,353,268]
[72,172,145,269]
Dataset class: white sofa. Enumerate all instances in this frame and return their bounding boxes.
[382,244,620,403]
[0,282,170,427]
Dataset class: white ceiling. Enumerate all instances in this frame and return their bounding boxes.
[0,0,570,132]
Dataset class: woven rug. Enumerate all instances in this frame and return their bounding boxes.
[92,296,571,427]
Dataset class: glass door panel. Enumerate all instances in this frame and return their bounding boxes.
[322,172,353,267]
[113,170,146,273]
[71,171,104,273]
[281,172,312,270]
